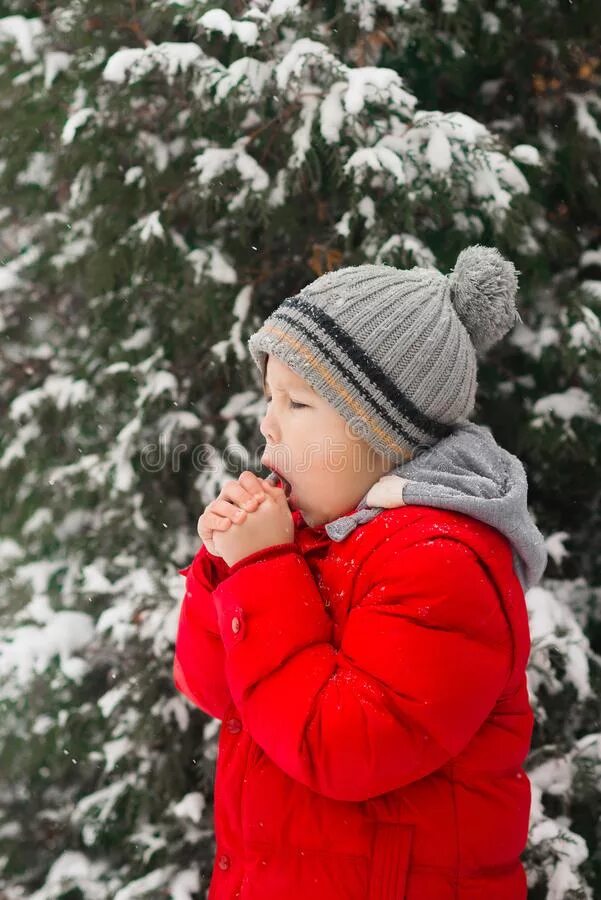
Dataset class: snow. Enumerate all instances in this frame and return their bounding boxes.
[74,776,137,834]
[266,167,287,208]
[9,375,92,420]
[343,66,416,116]
[531,387,601,425]
[0,15,45,62]
[509,319,560,359]
[344,0,415,31]
[568,91,601,147]
[124,165,144,186]
[161,694,191,732]
[235,149,270,189]
[187,245,238,284]
[122,327,153,351]
[527,812,589,899]
[61,107,95,145]
[98,685,129,718]
[172,791,206,823]
[156,410,203,447]
[169,868,201,900]
[545,532,571,566]
[580,247,601,268]
[345,146,406,185]
[51,235,92,267]
[113,868,174,899]
[199,9,260,46]
[0,610,95,692]
[568,306,601,350]
[425,127,453,172]
[0,265,21,292]
[320,82,346,143]
[3,419,40,466]
[215,57,271,102]
[43,50,72,88]
[28,851,108,900]
[81,563,114,594]
[510,144,542,166]
[131,210,165,243]
[233,20,260,46]
[358,195,376,227]
[220,391,260,419]
[136,370,178,404]
[471,150,530,211]
[0,537,23,564]
[581,280,601,301]
[287,92,318,167]
[481,12,500,34]
[270,0,302,16]
[375,233,436,268]
[530,757,572,795]
[275,38,340,93]
[198,8,233,36]
[413,110,489,145]
[16,151,54,187]
[193,147,269,193]
[102,42,205,85]
[526,586,591,702]
[137,131,170,172]
[210,285,254,362]
[103,736,133,773]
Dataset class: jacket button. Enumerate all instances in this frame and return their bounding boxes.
[218,854,230,870]
[226,717,242,734]
[231,615,241,634]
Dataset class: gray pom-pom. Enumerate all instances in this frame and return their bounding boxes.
[447,245,520,355]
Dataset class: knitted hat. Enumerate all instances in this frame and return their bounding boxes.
[247,244,521,466]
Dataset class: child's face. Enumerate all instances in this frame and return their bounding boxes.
[259,354,393,528]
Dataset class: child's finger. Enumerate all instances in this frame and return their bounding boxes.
[221,476,265,510]
[239,470,269,499]
[212,498,251,523]
[197,509,231,540]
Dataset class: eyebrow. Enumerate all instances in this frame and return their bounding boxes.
[263,376,313,396]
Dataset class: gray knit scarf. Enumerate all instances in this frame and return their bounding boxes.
[324,422,548,593]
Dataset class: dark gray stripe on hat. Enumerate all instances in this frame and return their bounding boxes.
[273,298,453,442]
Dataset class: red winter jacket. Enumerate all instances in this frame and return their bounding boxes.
[173,504,534,900]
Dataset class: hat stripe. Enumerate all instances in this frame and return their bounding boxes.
[275,297,453,440]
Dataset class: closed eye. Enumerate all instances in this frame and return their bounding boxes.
[264,395,307,409]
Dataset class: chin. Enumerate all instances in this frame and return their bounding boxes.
[300,509,325,528]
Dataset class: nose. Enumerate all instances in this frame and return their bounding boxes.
[260,405,279,443]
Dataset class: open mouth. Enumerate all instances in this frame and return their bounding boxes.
[266,469,293,498]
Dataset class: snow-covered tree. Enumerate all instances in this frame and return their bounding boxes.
[0,1,600,897]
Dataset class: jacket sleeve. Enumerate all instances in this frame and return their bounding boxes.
[211,536,513,801]
[172,541,299,720]
[172,543,235,720]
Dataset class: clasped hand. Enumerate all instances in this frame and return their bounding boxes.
[197,471,294,568]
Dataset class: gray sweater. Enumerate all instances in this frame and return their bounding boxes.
[324,421,548,593]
